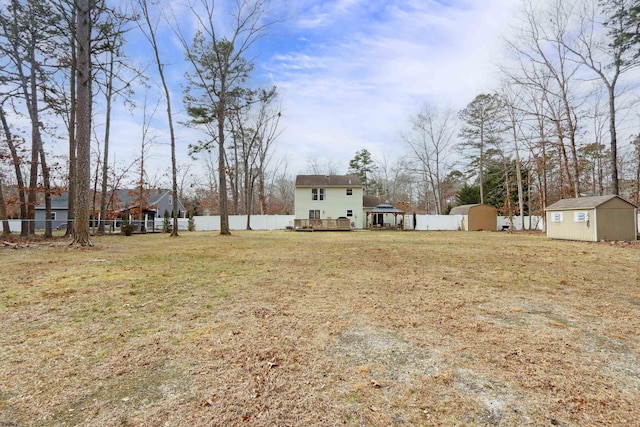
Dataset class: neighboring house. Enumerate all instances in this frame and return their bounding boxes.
[34,192,71,230]
[35,189,186,230]
[449,203,498,231]
[545,195,637,242]
[294,175,364,229]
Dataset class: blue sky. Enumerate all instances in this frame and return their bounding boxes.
[107,0,518,184]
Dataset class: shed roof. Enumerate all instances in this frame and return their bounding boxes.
[448,204,498,215]
[295,175,362,187]
[545,195,637,211]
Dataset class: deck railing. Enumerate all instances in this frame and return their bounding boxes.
[294,218,351,231]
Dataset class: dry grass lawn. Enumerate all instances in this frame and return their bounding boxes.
[1,230,639,426]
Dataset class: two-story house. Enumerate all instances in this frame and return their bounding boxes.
[294,175,364,230]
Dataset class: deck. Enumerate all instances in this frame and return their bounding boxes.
[294,218,351,231]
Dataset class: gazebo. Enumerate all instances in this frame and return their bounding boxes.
[367,203,406,230]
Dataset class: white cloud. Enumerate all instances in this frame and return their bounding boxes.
[261,0,518,174]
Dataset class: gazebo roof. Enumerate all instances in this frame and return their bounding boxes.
[368,203,405,214]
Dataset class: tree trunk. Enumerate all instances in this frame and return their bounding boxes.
[66,7,77,237]
[0,104,28,236]
[218,105,230,235]
[0,174,10,235]
[98,52,115,235]
[71,0,92,247]
[38,147,52,238]
[608,85,619,195]
[479,125,485,205]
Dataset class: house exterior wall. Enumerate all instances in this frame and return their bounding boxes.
[467,205,498,231]
[35,209,69,229]
[546,208,597,241]
[295,186,364,228]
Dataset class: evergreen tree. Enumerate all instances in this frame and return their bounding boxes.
[348,149,378,195]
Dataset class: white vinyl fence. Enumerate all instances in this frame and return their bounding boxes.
[193,215,544,231]
[7,214,640,233]
[194,215,295,231]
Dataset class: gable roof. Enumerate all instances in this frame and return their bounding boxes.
[295,175,362,187]
[545,195,637,211]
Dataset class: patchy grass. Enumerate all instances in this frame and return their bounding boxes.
[1,230,639,426]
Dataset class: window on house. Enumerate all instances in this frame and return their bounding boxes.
[309,210,320,219]
[346,188,352,195]
[50,212,56,221]
[169,195,173,205]
[311,188,326,201]
[346,210,353,217]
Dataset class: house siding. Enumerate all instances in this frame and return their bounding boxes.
[35,209,69,229]
[295,186,364,228]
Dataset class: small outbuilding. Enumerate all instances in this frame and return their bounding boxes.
[449,204,497,231]
[366,203,406,230]
[545,195,638,242]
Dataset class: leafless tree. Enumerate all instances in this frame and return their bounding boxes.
[403,103,455,214]
[137,0,180,236]
[179,0,277,236]
[557,0,640,195]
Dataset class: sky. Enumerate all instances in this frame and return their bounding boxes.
[94,0,521,186]
[0,0,511,191]
[259,0,517,172]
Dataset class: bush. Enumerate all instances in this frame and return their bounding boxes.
[162,210,172,233]
[121,222,134,236]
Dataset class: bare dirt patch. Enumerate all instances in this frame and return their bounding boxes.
[1,230,639,426]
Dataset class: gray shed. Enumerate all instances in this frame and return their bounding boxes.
[545,195,637,242]
[449,204,497,231]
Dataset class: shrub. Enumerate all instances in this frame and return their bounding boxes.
[121,222,134,236]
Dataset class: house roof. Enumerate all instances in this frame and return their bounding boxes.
[37,189,184,211]
[545,195,637,211]
[295,175,362,187]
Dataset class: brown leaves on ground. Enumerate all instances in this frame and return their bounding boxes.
[1,230,639,426]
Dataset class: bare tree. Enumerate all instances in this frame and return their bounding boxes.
[504,0,589,199]
[403,103,455,214]
[556,0,640,195]
[0,101,28,235]
[0,0,61,236]
[137,0,180,236]
[498,86,529,228]
[180,0,276,236]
